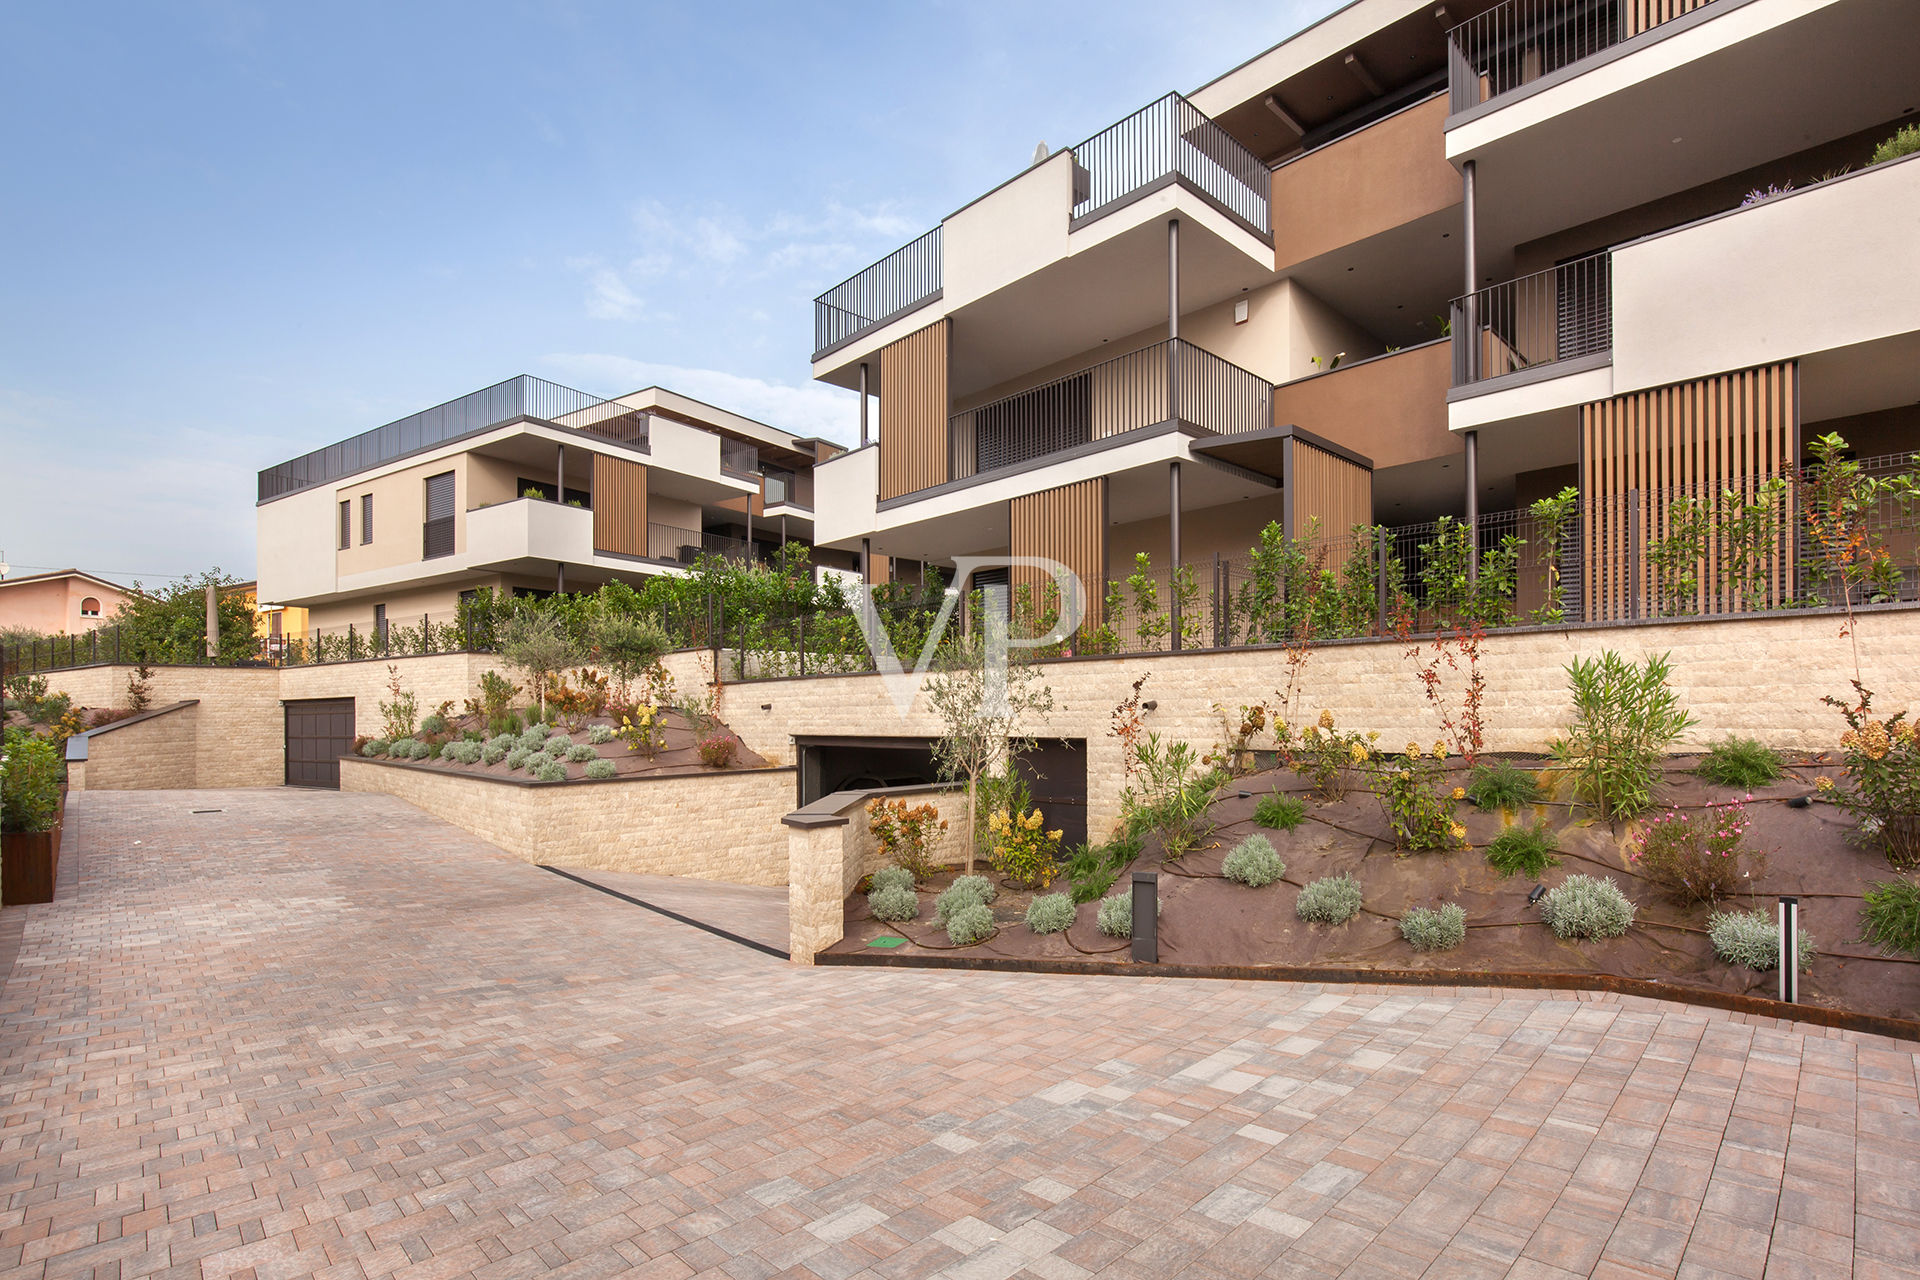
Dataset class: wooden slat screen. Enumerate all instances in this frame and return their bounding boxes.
[1624,0,1714,38]
[1581,361,1798,622]
[879,319,949,500]
[1287,438,1372,541]
[591,454,648,557]
[1010,478,1106,635]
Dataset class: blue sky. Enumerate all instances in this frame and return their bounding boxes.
[2,0,1339,584]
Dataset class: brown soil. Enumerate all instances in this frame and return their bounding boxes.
[829,757,1920,1024]
[372,708,768,781]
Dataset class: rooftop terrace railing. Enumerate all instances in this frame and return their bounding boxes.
[1069,92,1272,239]
[1447,0,1721,114]
[257,375,650,502]
[1450,250,1611,387]
[811,226,943,362]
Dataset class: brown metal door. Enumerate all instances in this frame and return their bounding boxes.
[284,698,355,789]
[1018,739,1087,850]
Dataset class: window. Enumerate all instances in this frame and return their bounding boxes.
[374,603,388,649]
[423,472,455,559]
[361,493,374,544]
[80,597,100,617]
[338,500,351,550]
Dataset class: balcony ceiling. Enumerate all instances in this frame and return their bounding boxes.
[949,215,1275,401]
[1279,204,1466,350]
[1460,0,1920,280]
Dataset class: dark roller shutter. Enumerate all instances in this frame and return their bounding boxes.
[423,471,455,559]
[285,698,355,789]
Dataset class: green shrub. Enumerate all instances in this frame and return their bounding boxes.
[1025,893,1075,934]
[489,710,524,737]
[583,759,617,781]
[445,740,482,765]
[481,741,509,765]
[388,737,417,758]
[565,743,597,763]
[1539,874,1636,940]
[1860,880,1920,957]
[1295,874,1363,925]
[1466,760,1540,812]
[1067,833,1139,904]
[1708,908,1813,973]
[1485,822,1560,878]
[1222,834,1285,888]
[1400,903,1465,951]
[868,882,918,922]
[0,729,62,834]
[410,741,433,760]
[1628,798,1757,906]
[1367,744,1465,851]
[1121,733,1218,856]
[533,758,568,783]
[1254,793,1306,831]
[934,875,996,924]
[546,731,572,750]
[516,727,548,752]
[361,739,390,758]
[870,866,916,894]
[1551,651,1695,820]
[420,713,450,736]
[1869,123,1920,166]
[587,724,615,745]
[487,732,516,750]
[945,902,995,945]
[1695,736,1783,789]
[504,748,531,772]
[1097,890,1135,937]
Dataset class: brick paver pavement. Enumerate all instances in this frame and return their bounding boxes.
[4,790,1919,1280]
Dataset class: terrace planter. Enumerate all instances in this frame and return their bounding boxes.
[2,828,58,905]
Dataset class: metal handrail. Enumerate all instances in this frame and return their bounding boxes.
[1447,0,1721,113]
[811,226,943,360]
[1449,251,1611,386]
[1069,92,1272,237]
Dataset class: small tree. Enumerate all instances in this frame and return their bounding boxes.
[926,634,1055,873]
[589,610,672,704]
[500,612,578,721]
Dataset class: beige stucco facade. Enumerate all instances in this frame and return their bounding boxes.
[0,572,136,636]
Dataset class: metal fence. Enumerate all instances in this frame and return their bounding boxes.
[1451,250,1611,385]
[1069,92,1272,236]
[811,226,944,360]
[1446,0,1719,113]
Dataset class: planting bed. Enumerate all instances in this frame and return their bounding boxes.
[357,708,766,781]
[827,757,1920,1027]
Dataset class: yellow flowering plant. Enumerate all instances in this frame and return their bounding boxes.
[614,704,665,759]
[1364,744,1467,853]
[988,806,1065,889]
[1276,710,1373,801]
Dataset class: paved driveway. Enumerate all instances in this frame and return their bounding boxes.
[3,791,1918,1279]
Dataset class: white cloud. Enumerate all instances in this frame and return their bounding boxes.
[583,266,643,320]
[539,353,859,444]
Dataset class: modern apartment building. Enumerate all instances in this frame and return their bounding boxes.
[255,376,840,640]
[806,0,1920,633]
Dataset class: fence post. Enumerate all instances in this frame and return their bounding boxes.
[1211,553,1223,648]
[90,630,97,665]
[115,627,122,665]
[1376,527,1389,635]
[798,609,806,678]
[1628,489,1643,622]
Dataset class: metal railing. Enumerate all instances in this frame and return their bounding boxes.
[1447,0,1721,113]
[258,375,649,502]
[720,439,759,477]
[1451,250,1611,386]
[763,468,814,510]
[1069,92,1272,237]
[811,226,943,360]
[644,523,761,565]
[948,339,1273,482]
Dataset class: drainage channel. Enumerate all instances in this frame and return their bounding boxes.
[537,865,789,960]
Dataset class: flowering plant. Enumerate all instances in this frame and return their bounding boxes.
[988,806,1064,889]
[1626,796,1762,905]
[1365,740,1465,852]
[1821,682,1920,867]
[867,798,948,881]
[1276,709,1373,801]
[615,704,664,759]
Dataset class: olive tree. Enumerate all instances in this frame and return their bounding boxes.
[926,630,1055,873]
[500,612,578,722]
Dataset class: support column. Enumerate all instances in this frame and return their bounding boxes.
[1464,429,1480,586]
[1167,218,1181,424]
[556,561,565,595]
[1461,159,1478,383]
[859,362,870,448]
[556,442,565,502]
[1169,460,1183,652]
[861,537,871,585]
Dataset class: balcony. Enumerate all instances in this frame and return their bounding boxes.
[1268,340,1452,471]
[465,496,594,568]
[719,438,760,478]
[811,227,943,362]
[1446,0,1721,115]
[1449,250,1612,391]
[948,338,1272,485]
[645,523,760,565]
[1068,93,1272,241]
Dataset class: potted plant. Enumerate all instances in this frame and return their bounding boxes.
[1,728,63,904]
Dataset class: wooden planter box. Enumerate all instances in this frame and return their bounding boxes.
[2,828,58,905]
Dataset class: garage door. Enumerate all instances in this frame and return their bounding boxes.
[285,698,355,789]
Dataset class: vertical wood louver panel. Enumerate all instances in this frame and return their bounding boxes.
[1581,362,1798,622]
[1010,479,1107,636]
[878,320,950,500]
[591,454,648,557]
[1286,438,1372,542]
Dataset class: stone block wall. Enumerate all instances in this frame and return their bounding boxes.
[69,703,200,791]
[340,759,798,886]
[784,784,968,963]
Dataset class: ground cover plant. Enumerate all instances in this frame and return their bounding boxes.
[1540,875,1636,940]
[1465,760,1539,812]
[1708,908,1814,973]
[1401,903,1465,951]
[1695,736,1783,789]
[1485,822,1560,879]
[1221,834,1284,887]
[1295,875,1363,925]
[1254,793,1306,831]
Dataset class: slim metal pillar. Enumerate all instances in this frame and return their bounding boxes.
[1169,460,1183,652]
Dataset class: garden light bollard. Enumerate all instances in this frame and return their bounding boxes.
[1131,871,1158,964]
[1779,896,1799,1004]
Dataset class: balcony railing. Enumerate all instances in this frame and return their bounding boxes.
[646,524,763,565]
[1069,93,1272,239]
[811,226,944,361]
[764,468,814,510]
[1450,251,1611,387]
[1447,0,1721,114]
[720,439,759,477]
[258,375,648,502]
[948,338,1272,483]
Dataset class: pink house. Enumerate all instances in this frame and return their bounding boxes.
[0,569,137,636]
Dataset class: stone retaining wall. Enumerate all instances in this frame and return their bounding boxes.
[340,758,798,886]
[784,785,968,963]
[66,702,200,791]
